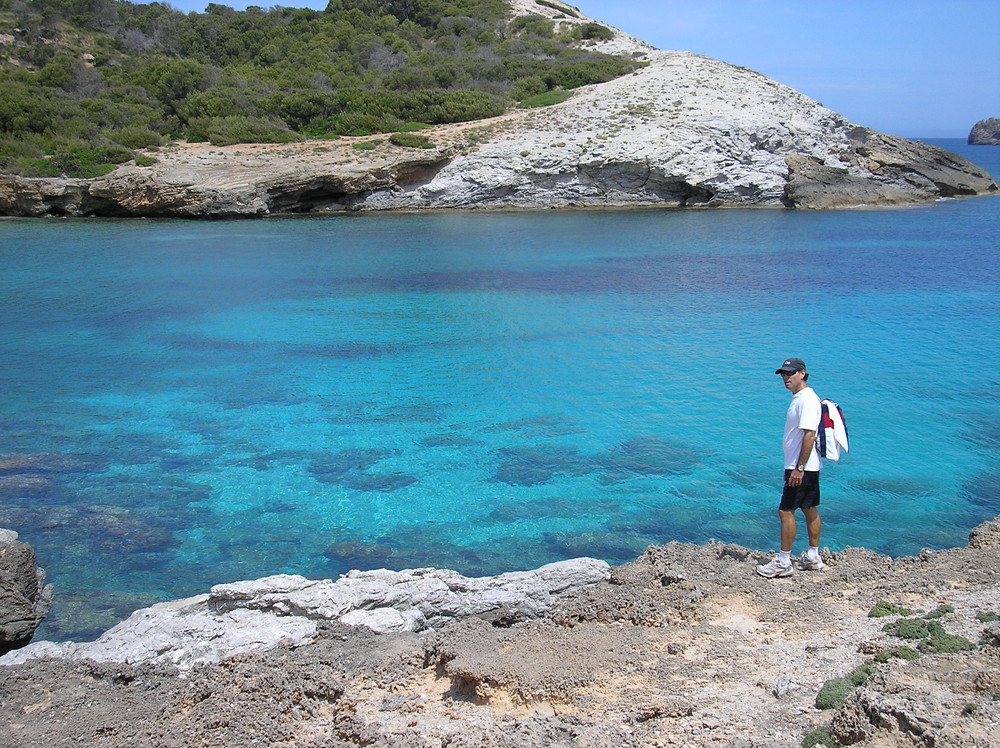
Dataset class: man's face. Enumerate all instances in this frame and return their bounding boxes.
[780,369,806,393]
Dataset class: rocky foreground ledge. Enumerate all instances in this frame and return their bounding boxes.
[1,48,995,218]
[2,519,999,747]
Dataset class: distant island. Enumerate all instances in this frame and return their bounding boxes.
[969,118,1000,145]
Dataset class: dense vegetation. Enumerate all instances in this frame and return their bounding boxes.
[0,0,644,177]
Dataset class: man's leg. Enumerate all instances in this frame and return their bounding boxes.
[779,509,797,552]
[803,506,821,548]
[757,508,797,577]
[798,506,825,570]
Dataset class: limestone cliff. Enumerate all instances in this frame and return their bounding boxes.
[0,3,994,217]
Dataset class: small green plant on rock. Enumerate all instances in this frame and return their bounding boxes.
[919,629,974,654]
[389,133,435,149]
[976,611,998,623]
[815,678,854,710]
[874,646,921,663]
[396,122,431,133]
[801,727,836,748]
[883,617,931,639]
[815,663,875,710]
[923,604,955,619]
[519,90,573,108]
[883,615,975,654]
[869,600,913,618]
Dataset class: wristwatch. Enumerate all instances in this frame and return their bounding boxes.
[795,464,806,472]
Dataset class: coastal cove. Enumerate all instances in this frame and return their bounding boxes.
[1,140,998,645]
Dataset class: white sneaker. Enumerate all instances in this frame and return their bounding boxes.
[756,558,794,578]
[798,554,826,571]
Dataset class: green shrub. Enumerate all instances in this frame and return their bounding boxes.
[388,132,434,148]
[326,112,397,137]
[0,1,644,158]
[882,614,976,654]
[874,646,921,663]
[801,728,836,748]
[519,89,572,108]
[919,631,974,654]
[512,75,548,100]
[37,145,134,178]
[869,601,914,618]
[847,663,876,685]
[542,57,643,89]
[511,15,555,38]
[815,664,875,710]
[976,611,999,623]
[351,140,382,150]
[883,618,931,639]
[578,23,614,42]
[107,126,164,150]
[134,155,158,166]
[815,677,854,710]
[186,116,301,146]
[0,134,46,168]
[9,157,61,177]
[923,605,955,620]
[535,0,578,17]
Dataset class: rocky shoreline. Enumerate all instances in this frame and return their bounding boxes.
[1,28,996,217]
[2,518,998,747]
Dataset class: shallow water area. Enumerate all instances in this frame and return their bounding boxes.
[2,139,999,642]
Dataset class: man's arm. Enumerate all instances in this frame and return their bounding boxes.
[788,429,817,487]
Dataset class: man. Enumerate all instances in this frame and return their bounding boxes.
[756,357,825,578]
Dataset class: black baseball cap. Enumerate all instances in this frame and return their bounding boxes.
[775,357,806,374]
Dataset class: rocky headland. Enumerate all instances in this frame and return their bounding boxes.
[969,118,1000,146]
[2,518,999,747]
[0,1,995,217]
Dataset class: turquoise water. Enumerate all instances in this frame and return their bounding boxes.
[2,139,999,642]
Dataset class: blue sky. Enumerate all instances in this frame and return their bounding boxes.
[153,0,999,138]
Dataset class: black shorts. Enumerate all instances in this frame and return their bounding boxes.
[779,470,821,511]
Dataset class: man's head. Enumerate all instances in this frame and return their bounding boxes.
[776,357,808,391]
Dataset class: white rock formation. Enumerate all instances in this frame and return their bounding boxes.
[0,558,610,669]
[358,49,994,211]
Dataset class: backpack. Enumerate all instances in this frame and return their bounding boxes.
[817,399,849,461]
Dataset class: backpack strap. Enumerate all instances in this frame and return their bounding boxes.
[817,401,830,458]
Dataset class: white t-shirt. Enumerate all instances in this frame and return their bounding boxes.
[783,386,822,471]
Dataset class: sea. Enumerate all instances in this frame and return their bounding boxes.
[2,139,999,643]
